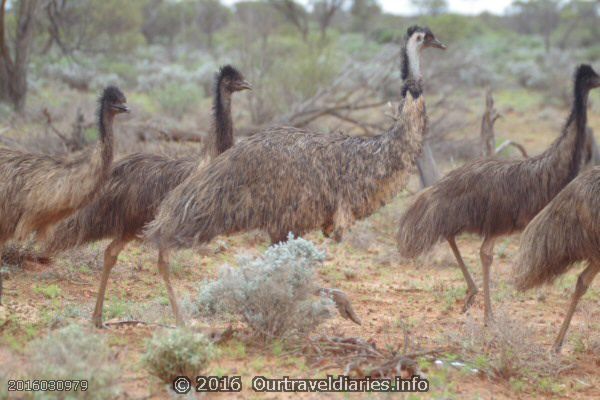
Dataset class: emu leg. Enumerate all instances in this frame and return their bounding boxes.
[447,236,478,312]
[333,204,352,243]
[480,236,495,325]
[553,263,600,353]
[92,238,130,328]
[157,247,184,326]
[321,222,334,238]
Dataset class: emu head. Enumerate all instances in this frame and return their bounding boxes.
[402,26,445,82]
[575,65,600,91]
[217,65,252,94]
[405,25,446,52]
[101,86,129,115]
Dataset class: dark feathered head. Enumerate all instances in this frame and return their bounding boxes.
[404,25,446,50]
[574,64,600,91]
[215,65,252,94]
[100,86,129,114]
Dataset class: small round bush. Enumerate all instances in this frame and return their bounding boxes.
[28,324,121,399]
[142,328,216,383]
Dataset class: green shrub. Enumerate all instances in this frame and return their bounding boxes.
[142,328,216,383]
[27,324,120,399]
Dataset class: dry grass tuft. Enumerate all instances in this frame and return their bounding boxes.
[449,309,567,381]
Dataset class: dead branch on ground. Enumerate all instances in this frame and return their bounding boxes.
[135,125,204,143]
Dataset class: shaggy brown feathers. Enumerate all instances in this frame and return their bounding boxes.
[0,87,126,243]
[396,64,599,322]
[145,26,444,249]
[142,26,444,327]
[45,154,198,252]
[515,167,600,290]
[146,99,427,248]
[45,66,249,254]
[515,166,600,351]
[42,66,249,327]
[0,86,127,302]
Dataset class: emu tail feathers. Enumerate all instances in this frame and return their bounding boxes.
[515,204,585,291]
[396,190,450,258]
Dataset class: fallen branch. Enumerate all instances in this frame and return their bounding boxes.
[293,334,449,379]
[495,140,528,158]
[136,125,204,143]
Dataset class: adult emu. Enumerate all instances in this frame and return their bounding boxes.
[44,66,250,327]
[397,65,599,324]
[144,26,445,324]
[515,164,600,352]
[0,87,128,303]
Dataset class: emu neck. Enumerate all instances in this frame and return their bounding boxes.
[355,95,426,183]
[407,42,421,81]
[401,41,422,98]
[98,104,115,169]
[550,84,591,184]
[212,87,234,157]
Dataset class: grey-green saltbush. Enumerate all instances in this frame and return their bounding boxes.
[27,324,120,400]
[142,328,216,383]
[197,234,334,340]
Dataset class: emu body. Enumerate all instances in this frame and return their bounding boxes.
[145,26,445,324]
[516,166,600,352]
[396,65,599,323]
[147,103,426,248]
[0,87,127,303]
[44,66,250,327]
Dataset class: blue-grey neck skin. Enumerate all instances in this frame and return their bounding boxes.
[401,33,423,99]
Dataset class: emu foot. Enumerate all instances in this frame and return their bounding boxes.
[461,288,478,313]
[483,312,494,327]
[551,342,564,354]
[318,288,361,325]
[92,315,106,329]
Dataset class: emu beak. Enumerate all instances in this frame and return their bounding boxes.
[240,80,253,91]
[426,37,446,50]
[112,104,130,113]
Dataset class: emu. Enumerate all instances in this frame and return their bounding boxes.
[44,66,250,327]
[0,87,128,303]
[516,140,600,351]
[396,65,599,324]
[144,26,445,325]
